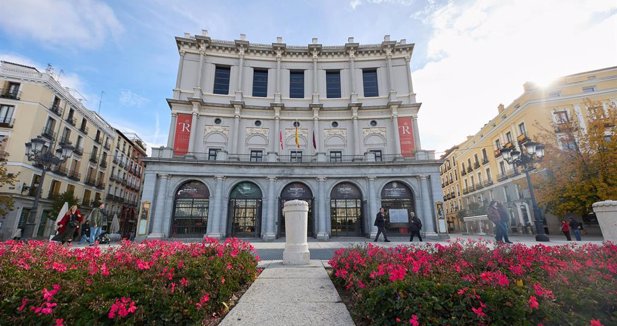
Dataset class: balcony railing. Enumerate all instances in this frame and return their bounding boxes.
[89,154,98,164]
[41,128,55,140]
[96,182,105,190]
[50,104,62,116]
[0,88,21,100]
[473,162,480,169]
[104,142,111,150]
[94,136,102,144]
[100,160,107,169]
[85,176,97,186]
[482,158,489,165]
[53,165,68,176]
[73,146,83,156]
[494,149,502,158]
[0,116,14,128]
[79,125,89,134]
[66,116,76,126]
[68,170,81,181]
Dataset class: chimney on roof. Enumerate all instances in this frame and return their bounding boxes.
[348,37,354,43]
[384,35,391,42]
[276,36,283,43]
[312,37,318,44]
[240,33,246,40]
[202,29,208,36]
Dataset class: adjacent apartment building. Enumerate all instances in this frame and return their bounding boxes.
[141,32,444,241]
[0,61,146,240]
[441,66,617,235]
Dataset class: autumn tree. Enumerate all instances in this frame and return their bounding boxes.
[535,98,617,217]
[0,147,18,217]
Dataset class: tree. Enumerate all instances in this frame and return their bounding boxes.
[48,191,80,222]
[535,98,617,217]
[0,150,18,217]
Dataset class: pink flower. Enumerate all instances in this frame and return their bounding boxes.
[52,262,67,273]
[180,277,189,287]
[389,265,406,282]
[55,319,64,326]
[590,319,603,326]
[17,298,28,312]
[108,297,137,319]
[528,295,539,310]
[410,314,420,326]
[472,306,487,318]
[100,263,110,276]
[195,293,210,310]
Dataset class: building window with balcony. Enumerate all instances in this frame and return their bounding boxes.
[2,82,21,99]
[60,128,71,144]
[326,70,341,98]
[213,66,231,95]
[49,180,61,198]
[250,150,263,162]
[362,69,378,97]
[90,146,99,163]
[553,110,570,124]
[290,70,304,98]
[518,122,526,136]
[252,69,268,97]
[505,131,513,144]
[486,168,492,183]
[499,161,506,177]
[474,154,480,168]
[208,148,220,161]
[582,86,596,93]
[330,151,342,162]
[0,105,14,127]
[290,150,303,162]
[370,149,383,161]
[80,118,87,133]
[43,118,56,139]
[481,148,488,164]
[494,139,501,150]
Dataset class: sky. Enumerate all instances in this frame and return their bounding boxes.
[1,0,616,156]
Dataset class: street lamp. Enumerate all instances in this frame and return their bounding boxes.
[22,137,74,239]
[500,140,549,242]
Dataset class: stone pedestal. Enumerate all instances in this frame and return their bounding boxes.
[593,200,617,242]
[283,200,310,265]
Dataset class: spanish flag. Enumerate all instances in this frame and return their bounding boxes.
[295,126,300,148]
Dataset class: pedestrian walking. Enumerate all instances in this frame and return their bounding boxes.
[496,202,513,243]
[408,212,422,242]
[52,205,83,245]
[487,201,511,243]
[569,217,583,241]
[374,207,390,242]
[561,220,571,241]
[88,202,107,245]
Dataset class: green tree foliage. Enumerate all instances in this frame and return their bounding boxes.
[48,191,80,221]
[535,99,617,216]
[0,143,18,217]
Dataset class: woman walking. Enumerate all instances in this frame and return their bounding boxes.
[52,205,83,245]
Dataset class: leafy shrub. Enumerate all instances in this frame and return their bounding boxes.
[330,240,617,325]
[0,238,259,325]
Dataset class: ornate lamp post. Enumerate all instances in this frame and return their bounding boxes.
[500,140,549,242]
[22,137,74,239]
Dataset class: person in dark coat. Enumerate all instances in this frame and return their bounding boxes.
[374,207,390,242]
[496,202,512,243]
[561,220,572,241]
[487,201,512,243]
[52,205,83,245]
[408,212,422,242]
[569,217,582,241]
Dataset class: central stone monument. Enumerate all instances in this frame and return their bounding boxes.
[282,200,310,265]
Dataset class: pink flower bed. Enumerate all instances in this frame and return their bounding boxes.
[0,238,259,324]
[329,240,617,325]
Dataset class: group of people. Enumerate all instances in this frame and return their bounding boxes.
[373,207,423,242]
[561,217,584,241]
[487,200,513,244]
[51,203,107,245]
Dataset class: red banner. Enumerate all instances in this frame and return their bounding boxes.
[173,114,192,155]
[398,117,415,158]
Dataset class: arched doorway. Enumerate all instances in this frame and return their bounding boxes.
[171,181,210,237]
[279,182,314,238]
[228,182,262,237]
[330,182,364,236]
[380,181,414,235]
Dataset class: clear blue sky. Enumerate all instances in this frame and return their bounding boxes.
[1,0,616,155]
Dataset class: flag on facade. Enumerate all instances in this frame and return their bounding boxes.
[279,130,283,150]
[312,130,317,150]
[295,127,300,148]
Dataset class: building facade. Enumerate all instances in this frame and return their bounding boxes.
[0,61,146,240]
[440,66,617,235]
[141,33,443,240]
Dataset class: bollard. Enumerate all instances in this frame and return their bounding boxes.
[282,200,310,265]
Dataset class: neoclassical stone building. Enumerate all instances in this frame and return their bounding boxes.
[141,32,443,240]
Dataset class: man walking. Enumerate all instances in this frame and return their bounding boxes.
[409,212,423,242]
[374,207,390,242]
[89,202,106,245]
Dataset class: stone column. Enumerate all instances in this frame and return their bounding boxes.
[149,174,169,238]
[352,107,360,156]
[404,55,416,102]
[385,49,396,101]
[312,50,319,104]
[188,110,198,154]
[175,50,186,90]
[274,106,281,155]
[265,176,277,240]
[316,177,328,240]
[391,109,402,156]
[275,50,282,103]
[167,113,177,148]
[368,176,378,238]
[348,49,357,102]
[313,107,320,153]
[412,116,422,151]
[194,46,205,97]
[207,175,225,239]
[235,47,245,101]
[420,175,437,237]
[593,200,617,242]
[231,105,241,156]
[283,200,310,265]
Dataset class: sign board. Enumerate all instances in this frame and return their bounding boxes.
[389,208,409,223]
[173,113,192,155]
[398,117,415,158]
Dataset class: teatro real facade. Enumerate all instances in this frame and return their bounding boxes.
[141,32,443,241]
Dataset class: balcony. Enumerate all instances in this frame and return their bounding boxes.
[53,165,68,176]
[104,142,111,150]
[73,146,83,156]
[96,182,105,190]
[79,125,89,134]
[467,166,473,173]
[41,128,55,140]
[473,162,480,169]
[68,170,81,181]
[94,136,102,145]
[517,134,529,143]
[461,170,467,176]
[89,154,98,164]
[494,149,502,158]
[50,104,62,116]
[59,137,71,146]
[482,158,489,165]
[0,88,21,100]
[85,176,97,186]
[0,116,14,128]
[66,116,76,126]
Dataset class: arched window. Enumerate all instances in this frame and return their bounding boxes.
[171,181,209,237]
[228,182,262,237]
[330,182,364,236]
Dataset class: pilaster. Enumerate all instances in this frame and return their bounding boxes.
[316,176,328,240]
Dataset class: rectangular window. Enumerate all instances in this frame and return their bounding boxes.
[499,161,506,175]
[330,151,342,162]
[370,149,383,161]
[548,90,561,97]
[582,86,596,93]
[252,69,268,97]
[43,118,56,139]
[213,66,231,95]
[208,148,220,161]
[60,127,71,144]
[289,70,304,98]
[0,105,14,126]
[250,150,263,162]
[83,190,91,206]
[290,150,303,162]
[326,70,341,98]
[494,139,501,150]
[49,180,61,198]
[362,69,378,97]
[482,148,488,163]
[486,168,492,182]
[518,122,526,135]
[2,82,20,99]
[554,110,569,124]
[505,131,513,143]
